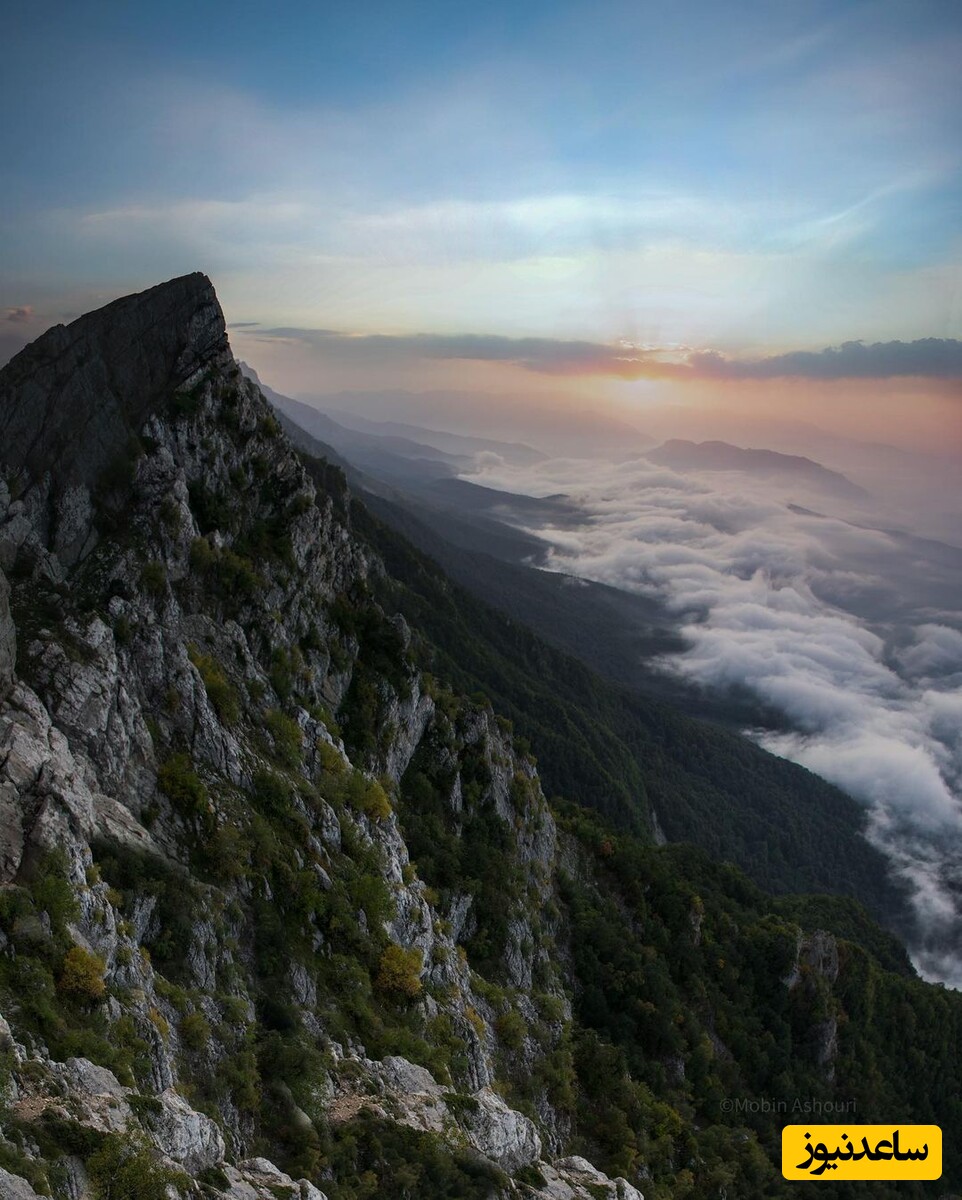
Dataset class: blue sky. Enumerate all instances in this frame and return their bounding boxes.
[2,0,960,405]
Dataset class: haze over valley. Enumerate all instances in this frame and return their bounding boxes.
[2,2,961,1196]
[243,367,962,987]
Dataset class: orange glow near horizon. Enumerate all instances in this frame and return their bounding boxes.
[609,377,962,457]
[234,326,961,460]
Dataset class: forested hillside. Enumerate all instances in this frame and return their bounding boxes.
[0,275,957,1200]
[349,488,906,919]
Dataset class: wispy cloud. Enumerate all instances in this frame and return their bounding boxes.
[254,327,962,382]
[2,1,959,352]
[3,305,34,324]
[679,339,962,382]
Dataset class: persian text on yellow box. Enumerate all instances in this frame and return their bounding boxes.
[782,1124,941,1181]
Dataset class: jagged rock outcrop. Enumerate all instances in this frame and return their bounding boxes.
[0,277,638,1199]
[546,1157,646,1199]
[782,929,841,1080]
[0,272,231,564]
[329,1054,543,1170]
[0,275,911,1200]
[0,1166,45,1200]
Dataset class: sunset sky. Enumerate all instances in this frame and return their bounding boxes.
[2,0,960,449]
[3,1,962,979]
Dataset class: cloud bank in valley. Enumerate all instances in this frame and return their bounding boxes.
[464,453,962,984]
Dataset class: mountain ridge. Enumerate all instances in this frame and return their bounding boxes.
[0,276,959,1200]
[0,272,231,565]
[238,365,546,468]
[268,379,909,917]
[646,438,869,500]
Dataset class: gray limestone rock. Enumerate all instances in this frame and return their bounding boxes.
[540,1158,646,1200]
[464,1087,542,1170]
[0,570,15,690]
[0,1168,46,1200]
[235,1159,328,1200]
[152,1087,227,1173]
[0,274,651,1200]
[0,272,231,563]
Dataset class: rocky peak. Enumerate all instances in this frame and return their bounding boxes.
[1,273,934,1200]
[0,273,613,1198]
[0,272,230,561]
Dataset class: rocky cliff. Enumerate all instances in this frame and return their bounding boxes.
[0,274,232,568]
[0,277,958,1200]
[0,277,643,1200]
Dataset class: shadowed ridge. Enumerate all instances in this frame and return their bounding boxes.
[0,271,229,488]
[0,272,231,561]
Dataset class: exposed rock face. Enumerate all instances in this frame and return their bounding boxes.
[783,930,841,1080]
[0,273,231,563]
[547,1157,646,1199]
[232,1160,328,1199]
[464,1088,543,1170]
[799,930,840,984]
[331,1054,543,1170]
[0,1167,46,1200]
[153,1088,227,1173]
[0,566,14,689]
[0,276,629,1199]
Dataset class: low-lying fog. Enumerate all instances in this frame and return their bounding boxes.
[460,434,962,986]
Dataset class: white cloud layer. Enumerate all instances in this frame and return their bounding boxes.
[465,453,962,985]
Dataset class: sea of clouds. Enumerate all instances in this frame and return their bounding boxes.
[465,453,962,985]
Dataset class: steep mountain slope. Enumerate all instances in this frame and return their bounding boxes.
[321,408,546,467]
[256,371,576,565]
[270,403,907,921]
[0,276,959,1200]
[238,368,467,483]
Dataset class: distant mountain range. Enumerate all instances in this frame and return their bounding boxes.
[646,438,870,500]
[4,275,960,1200]
[325,407,547,466]
[240,363,466,473]
[240,362,583,563]
[241,366,548,469]
[279,385,656,457]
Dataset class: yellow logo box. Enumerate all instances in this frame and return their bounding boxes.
[782,1124,942,1181]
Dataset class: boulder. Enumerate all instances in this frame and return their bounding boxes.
[152,1087,226,1173]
